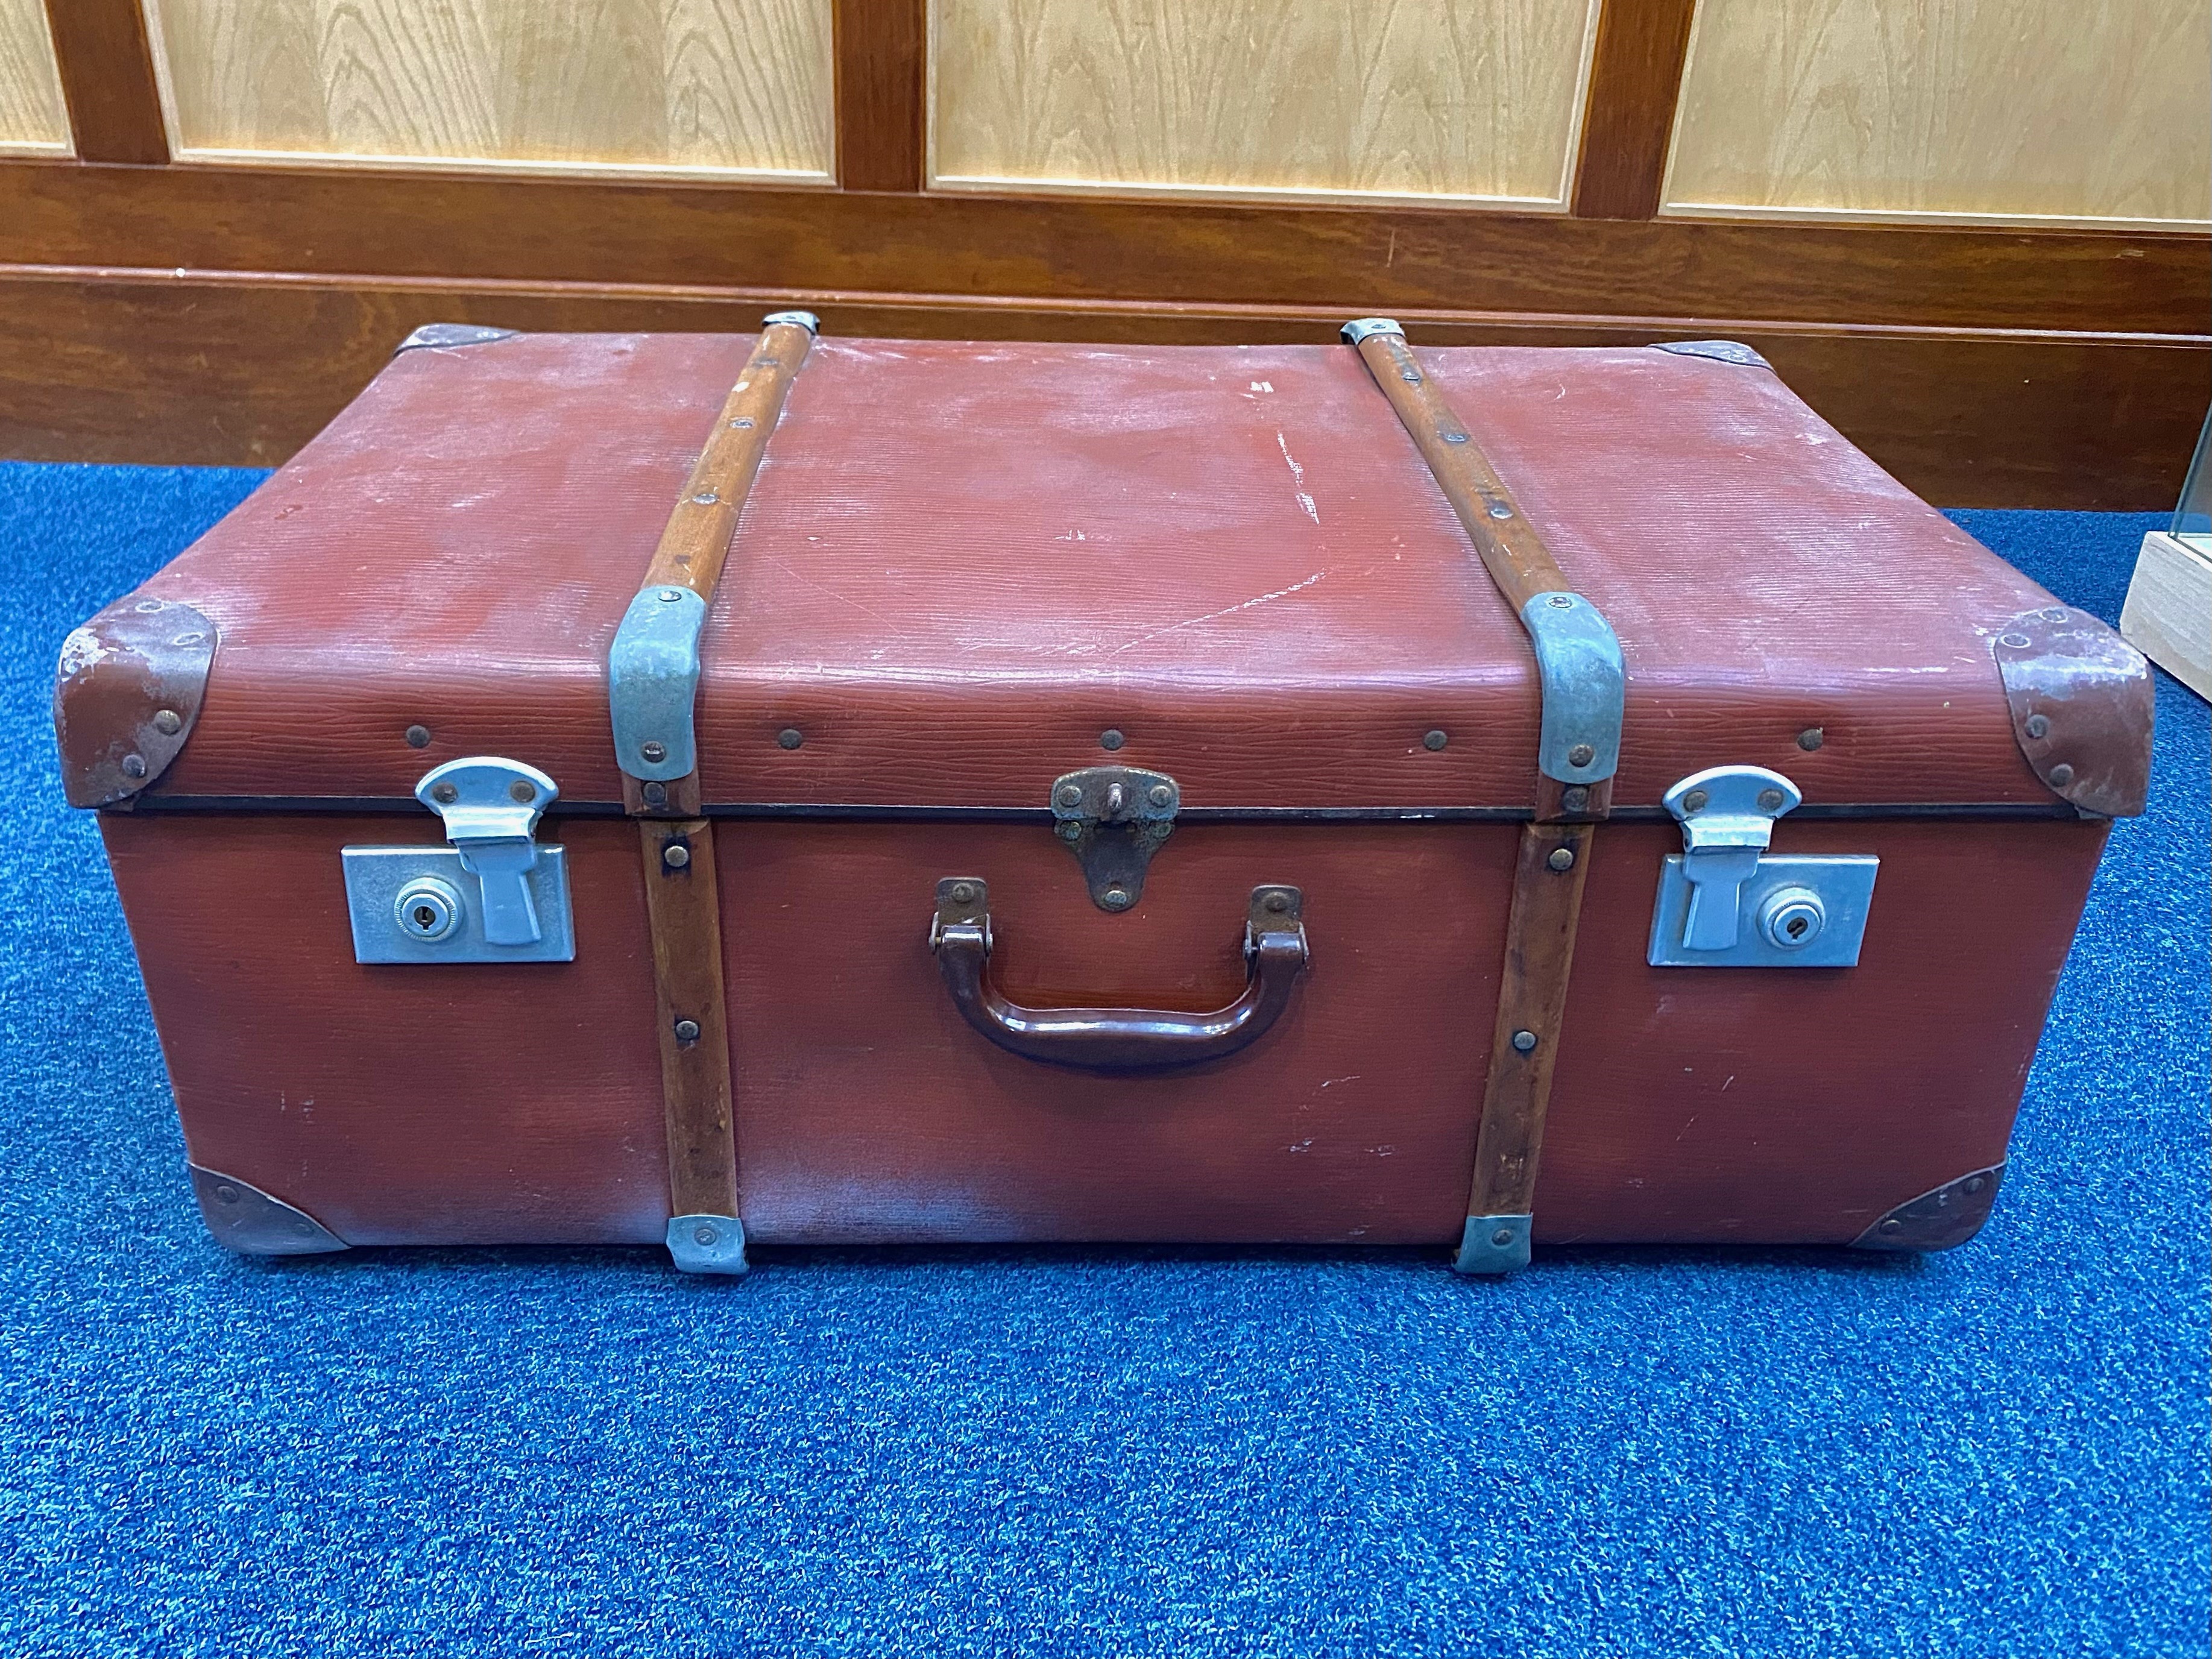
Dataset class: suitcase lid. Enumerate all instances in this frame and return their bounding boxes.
[57,330,2151,817]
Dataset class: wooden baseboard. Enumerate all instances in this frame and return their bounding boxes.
[0,264,2204,508]
[2122,530,2212,699]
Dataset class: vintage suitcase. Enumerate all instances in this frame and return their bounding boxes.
[55,315,2154,1276]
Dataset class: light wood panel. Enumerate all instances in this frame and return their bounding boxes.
[0,0,69,154]
[1664,0,2212,228]
[929,0,1602,207]
[143,0,834,179]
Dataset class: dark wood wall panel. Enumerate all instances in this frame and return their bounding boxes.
[2,267,2201,508]
[1572,0,1698,219]
[39,0,169,165]
[834,0,927,191]
[2,163,2202,335]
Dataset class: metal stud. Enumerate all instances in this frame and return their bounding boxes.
[431,782,459,805]
[641,781,667,808]
[152,708,183,736]
[2048,763,2075,787]
[673,1018,702,1044]
[1546,847,1575,872]
[1797,727,1824,751]
[950,881,978,905]
[1560,786,1589,813]
[662,843,691,870]
[692,491,719,506]
[1568,743,1596,769]
[777,728,804,750]
[119,753,147,779]
[1100,729,1126,751]
[1149,784,1174,807]
[1423,729,1448,751]
[508,780,536,804]
[1681,789,1709,814]
[640,740,667,764]
[2025,714,2050,739]
[1510,1029,1539,1054]
[1101,886,1133,910]
[1756,787,1785,810]
[1491,1227,1514,1247]
[405,723,432,749]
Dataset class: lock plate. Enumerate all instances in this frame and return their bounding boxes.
[1050,766,1179,911]
[1647,854,1877,968]
[342,845,575,963]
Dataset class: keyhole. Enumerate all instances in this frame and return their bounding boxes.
[412,905,436,931]
[1786,916,1809,939]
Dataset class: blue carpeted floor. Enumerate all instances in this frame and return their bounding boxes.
[1,464,2205,1657]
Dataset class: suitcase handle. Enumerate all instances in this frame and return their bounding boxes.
[928,880,1309,1072]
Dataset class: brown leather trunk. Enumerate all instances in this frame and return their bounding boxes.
[55,323,2154,1270]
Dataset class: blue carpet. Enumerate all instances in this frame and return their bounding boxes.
[1,464,2204,1657]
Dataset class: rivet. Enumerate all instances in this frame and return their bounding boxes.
[1102,887,1133,910]
[1797,727,1824,751]
[2025,714,2050,740]
[172,632,205,647]
[692,1223,719,1246]
[2042,607,2068,622]
[663,843,691,870]
[1056,784,1083,807]
[673,1018,702,1044]
[1568,742,1596,769]
[1443,432,1469,444]
[641,781,668,808]
[774,726,805,751]
[508,780,536,804]
[732,417,755,429]
[1879,1217,1903,1235]
[1681,789,1709,814]
[640,740,667,764]
[1999,632,2031,649]
[658,588,684,603]
[1511,1029,1538,1054]
[1264,891,1290,913]
[1100,729,1125,751]
[2047,763,2075,788]
[1486,503,1514,520]
[1545,594,1573,609]
[1057,822,1082,841]
[1491,1227,1514,1247]
[692,491,719,506]
[214,1183,241,1204]
[1756,787,1785,811]
[151,708,183,735]
[1560,785,1589,813]
[1149,784,1174,807]
[1546,847,1575,872]
[1401,370,1421,385]
[1965,1176,1987,1195]
[134,598,164,613]
[405,723,432,749]
[1423,729,1448,751]
[950,881,978,905]
[432,782,459,804]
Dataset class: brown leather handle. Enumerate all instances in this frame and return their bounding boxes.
[928,880,1309,1072]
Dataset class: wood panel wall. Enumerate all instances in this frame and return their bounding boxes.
[2,0,2206,509]
[0,0,68,153]
[928,0,1599,207]
[1665,0,2212,227]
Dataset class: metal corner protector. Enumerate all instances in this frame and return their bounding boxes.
[54,594,219,808]
[189,1165,348,1255]
[1851,1163,2006,1253]
[1990,606,2155,817]
[394,323,520,354]
[1651,340,1772,370]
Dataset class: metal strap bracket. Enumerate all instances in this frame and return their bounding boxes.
[610,585,709,781]
[1522,591,1625,784]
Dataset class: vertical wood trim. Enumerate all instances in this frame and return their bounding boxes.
[1569,0,1695,219]
[41,0,169,164]
[834,0,925,191]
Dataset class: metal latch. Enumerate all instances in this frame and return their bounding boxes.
[1647,764,1877,968]
[341,757,575,964]
[1051,766,1179,911]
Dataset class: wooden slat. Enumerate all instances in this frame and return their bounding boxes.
[2,162,2203,333]
[41,0,168,163]
[2,265,2205,508]
[1570,0,1696,220]
[833,0,923,191]
[640,819,740,1222]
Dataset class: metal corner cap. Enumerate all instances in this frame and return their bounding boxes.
[608,584,708,782]
[189,1165,348,1255]
[1652,339,1772,370]
[1519,590,1626,785]
[1341,316,1405,345]
[1851,1162,2006,1253]
[54,594,219,808]
[667,1214,750,1275]
[394,323,519,355]
[762,310,820,335]
[1452,1213,1532,1275]
[1990,605,2154,817]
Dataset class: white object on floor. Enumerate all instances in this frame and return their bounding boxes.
[2120,530,2211,702]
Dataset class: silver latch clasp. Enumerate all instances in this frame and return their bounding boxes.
[415,757,560,945]
[1663,764,1801,951]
